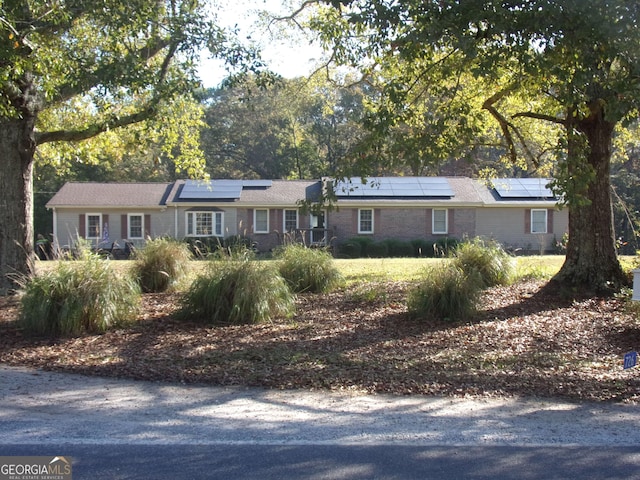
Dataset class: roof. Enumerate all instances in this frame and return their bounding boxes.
[164,179,321,206]
[46,182,173,208]
[46,177,559,209]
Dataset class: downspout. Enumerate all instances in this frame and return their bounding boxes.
[51,207,58,252]
[174,205,178,239]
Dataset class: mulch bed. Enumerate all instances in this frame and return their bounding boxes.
[1,280,639,402]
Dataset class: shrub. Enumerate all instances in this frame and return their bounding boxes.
[451,238,515,288]
[19,254,141,336]
[338,240,362,258]
[433,238,459,256]
[383,239,414,257]
[132,237,192,292]
[275,244,343,293]
[407,263,481,322]
[366,242,388,257]
[411,239,433,257]
[180,260,295,325]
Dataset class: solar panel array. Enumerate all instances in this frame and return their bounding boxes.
[491,178,554,198]
[179,180,273,200]
[334,177,455,198]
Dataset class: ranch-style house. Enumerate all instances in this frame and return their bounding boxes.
[45,176,568,256]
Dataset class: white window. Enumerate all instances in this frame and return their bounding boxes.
[531,209,548,234]
[86,214,102,239]
[284,209,298,232]
[358,209,374,234]
[186,211,224,237]
[254,209,269,233]
[432,209,448,234]
[128,214,144,239]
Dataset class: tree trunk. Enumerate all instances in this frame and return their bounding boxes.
[553,105,627,293]
[0,118,36,294]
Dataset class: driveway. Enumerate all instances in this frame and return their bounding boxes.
[1,365,639,479]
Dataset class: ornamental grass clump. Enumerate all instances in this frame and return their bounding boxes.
[451,238,515,288]
[19,254,141,336]
[407,263,482,322]
[180,260,295,325]
[132,237,192,292]
[275,244,343,293]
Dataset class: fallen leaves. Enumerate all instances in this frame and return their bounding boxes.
[0,280,639,402]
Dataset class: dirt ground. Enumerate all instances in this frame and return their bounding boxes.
[1,280,639,403]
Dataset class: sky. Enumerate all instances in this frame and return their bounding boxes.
[197,0,325,87]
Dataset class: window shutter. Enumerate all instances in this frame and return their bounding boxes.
[448,209,455,234]
[525,209,531,233]
[547,209,553,234]
[79,214,85,238]
[426,209,432,234]
[352,209,358,233]
[374,209,381,233]
[121,215,128,238]
[145,214,151,237]
[103,214,109,239]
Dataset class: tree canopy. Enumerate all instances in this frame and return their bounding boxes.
[307,0,640,291]
[0,0,260,292]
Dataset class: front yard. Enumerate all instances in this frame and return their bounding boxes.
[1,256,638,403]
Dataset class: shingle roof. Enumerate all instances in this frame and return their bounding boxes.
[165,179,322,205]
[46,182,173,208]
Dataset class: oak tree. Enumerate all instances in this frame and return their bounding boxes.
[0,0,255,292]
[312,0,640,291]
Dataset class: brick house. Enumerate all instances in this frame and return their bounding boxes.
[45,176,568,255]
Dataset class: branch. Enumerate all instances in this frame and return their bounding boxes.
[512,111,567,126]
[482,85,519,162]
[35,99,161,145]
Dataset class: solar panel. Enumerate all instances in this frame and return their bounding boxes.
[334,177,454,197]
[179,180,242,200]
[242,180,273,188]
[492,178,554,198]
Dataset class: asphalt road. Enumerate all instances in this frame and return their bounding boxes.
[1,365,639,479]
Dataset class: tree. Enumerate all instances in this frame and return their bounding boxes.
[309,0,640,291]
[201,74,367,179]
[0,0,258,293]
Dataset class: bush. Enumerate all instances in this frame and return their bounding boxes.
[383,239,414,257]
[411,239,433,257]
[338,240,362,258]
[132,237,192,292]
[433,238,459,256]
[451,238,515,288]
[179,260,295,325]
[275,244,343,293]
[365,242,388,257]
[19,254,141,336]
[407,263,481,322]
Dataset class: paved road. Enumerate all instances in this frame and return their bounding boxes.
[1,365,639,478]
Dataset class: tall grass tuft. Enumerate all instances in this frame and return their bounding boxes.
[407,263,482,322]
[19,255,141,336]
[451,238,515,288]
[132,237,192,292]
[275,244,343,293]
[180,260,295,325]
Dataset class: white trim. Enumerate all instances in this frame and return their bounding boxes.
[254,208,269,234]
[127,213,144,239]
[432,208,448,234]
[185,211,224,237]
[283,209,298,232]
[86,213,102,240]
[358,208,374,234]
[531,209,548,234]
